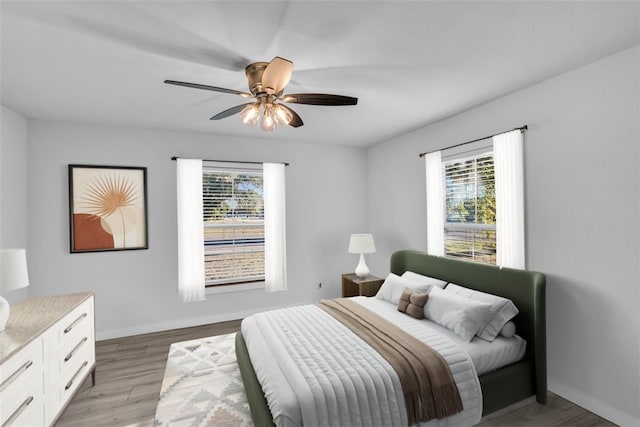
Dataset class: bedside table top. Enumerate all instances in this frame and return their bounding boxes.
[342,273,384,283]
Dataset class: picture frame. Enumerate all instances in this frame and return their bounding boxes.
[69,164,148,253]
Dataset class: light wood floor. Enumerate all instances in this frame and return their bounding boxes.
[56,321,615,427]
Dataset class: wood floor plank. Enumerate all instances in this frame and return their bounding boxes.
[56,319,614,427]
[477,393,615,427]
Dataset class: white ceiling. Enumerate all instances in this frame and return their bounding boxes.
[1,1,639,147]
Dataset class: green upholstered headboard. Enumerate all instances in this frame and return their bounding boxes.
[390,250,547,408]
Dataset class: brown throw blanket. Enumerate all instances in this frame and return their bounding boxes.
[318,298,463,425]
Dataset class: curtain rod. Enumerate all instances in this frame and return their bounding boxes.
[171,156,289,166]
[418,125,527,158]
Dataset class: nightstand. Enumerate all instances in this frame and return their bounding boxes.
[341,273,385,297]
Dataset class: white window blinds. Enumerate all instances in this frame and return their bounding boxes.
[443,150,497,264]
[202,163,265,286]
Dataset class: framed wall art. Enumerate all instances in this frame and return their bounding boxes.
[69,164,148,253]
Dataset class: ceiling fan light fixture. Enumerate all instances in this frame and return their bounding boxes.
[166,56,357,131]
[240,102,260,126]
[261,105,276,132]
[273,103,292,126]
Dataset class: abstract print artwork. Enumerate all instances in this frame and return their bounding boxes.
[69,165,148,253]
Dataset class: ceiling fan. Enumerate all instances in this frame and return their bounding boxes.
[165,56,358,132]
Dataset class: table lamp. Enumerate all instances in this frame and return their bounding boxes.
[348,234,376,279]
[0,249,30,332]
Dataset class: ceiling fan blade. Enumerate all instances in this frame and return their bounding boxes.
[210,103,253,120]
[281,93,358,106]
[261,57,293,94]
[164,80,253,98]
[279,105,304,128]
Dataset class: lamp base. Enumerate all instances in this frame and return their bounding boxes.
[354,253,370,279]
[0,296,10,332]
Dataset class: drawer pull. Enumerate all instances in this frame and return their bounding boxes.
[65,361,88,391]
[65,337,88,362]
[64,312,87,333]
[0,360,33,392]
[2,396,33,427]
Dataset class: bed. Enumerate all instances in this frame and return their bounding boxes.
[236,249,546,426]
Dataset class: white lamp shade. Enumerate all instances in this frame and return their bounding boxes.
[348,234,376,254]
[0,249,30,292]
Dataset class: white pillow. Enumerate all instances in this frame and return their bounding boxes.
[375,273,431,305]
[423,286,493,342]
[499,321,516,338]
[445,283,519,342]
[401,271,447,289]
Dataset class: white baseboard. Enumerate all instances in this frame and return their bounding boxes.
[548,379,639,427]
[95,300,316,341]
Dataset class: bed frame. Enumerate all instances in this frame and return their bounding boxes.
[236,249,546,424]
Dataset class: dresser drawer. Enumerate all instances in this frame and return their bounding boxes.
[1,392,45,427]
[48,332,94,384]
[1,355,42,412]
[45,297,94,359]
[0,336,42,389]
[0,337,44,426]
[47,341,94,417]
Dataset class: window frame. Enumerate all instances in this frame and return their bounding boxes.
[441,141,497,265]
[202,161,266,288]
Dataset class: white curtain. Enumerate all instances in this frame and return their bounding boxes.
[493,130,525,269]
[176,158,206,302]
[425,151,445,256]
[263,163,287,292]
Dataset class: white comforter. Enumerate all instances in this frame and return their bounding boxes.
[241,297,483,427]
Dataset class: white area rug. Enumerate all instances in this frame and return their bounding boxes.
[154,333,254,427]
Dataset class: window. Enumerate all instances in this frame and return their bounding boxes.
[202,163,264,286]
[443,149,496,264]
[426,129,524,268]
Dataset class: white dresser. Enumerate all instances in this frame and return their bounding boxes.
[0,293,95,427]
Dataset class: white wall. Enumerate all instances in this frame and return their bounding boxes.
[367,46,640,425]
[0,105,29,304]
[26,122,367,339]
